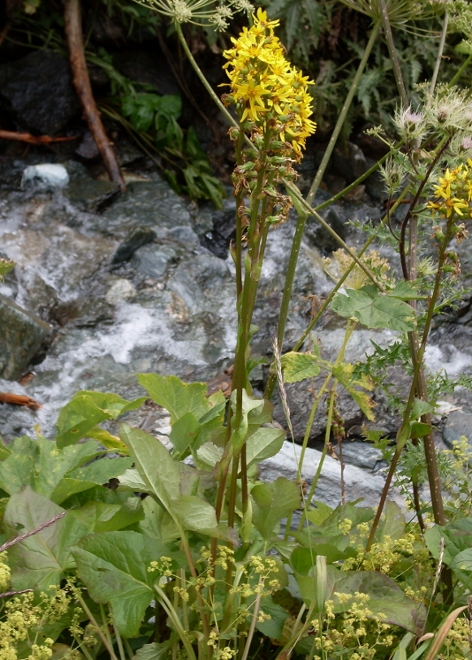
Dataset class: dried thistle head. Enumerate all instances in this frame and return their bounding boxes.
[323,248,390,290]
[337,0,433,28]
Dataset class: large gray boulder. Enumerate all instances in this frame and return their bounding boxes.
[0,295,51,380]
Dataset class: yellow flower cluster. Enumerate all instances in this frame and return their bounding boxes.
[428,160,472,219]
[222,8,316,157]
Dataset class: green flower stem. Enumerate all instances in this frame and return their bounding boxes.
[378,0,408,107]
[123,639,134,660]
[175,22,237,130]
[284,370,332,540]
[99,604,114,650]
[154,584,198,660]
[275,605,315,660]
[306,22,380,206]
[449,53,472,88]
[74,592,120,660]
[366,220,456,552]
[430,10,449,95]
[112,618,127,660]
[240,584,263,660]
[265,182,411,399]
[298,319,356,529]
[72,635,95,660]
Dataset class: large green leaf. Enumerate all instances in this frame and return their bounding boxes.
[5,487,89,591]
[67,456,133,485]
[450,549,472,572]
[120,424,180,505]
[56,396,110,448]
[246,427,285,466]
[56,392,145,447]
[256,596,290,640]
[332,571,425,633]
[72,531,171,637]
[281,352,320,382]
[169,412,201,456]
[70,498,144,533]
[0,436,38,494]
[172,495,233,540]
[0,435,11,460]
[331,285,416,332]
[134,641,175,660]
[139,497,181,543]
[138,373,209,423]
[251,478,300,540]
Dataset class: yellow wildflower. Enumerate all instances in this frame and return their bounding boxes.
[222,7,316,158]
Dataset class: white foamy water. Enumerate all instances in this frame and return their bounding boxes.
[425,344,472,377]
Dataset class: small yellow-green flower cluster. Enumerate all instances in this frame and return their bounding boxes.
[0,552,11,592]
[0,586,72,660]
[312,592,397,660]
[222,8,316,158]
[428,161,472,220]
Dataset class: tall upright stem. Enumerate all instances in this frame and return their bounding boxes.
[306,23,380,206]
[266,23,379,399]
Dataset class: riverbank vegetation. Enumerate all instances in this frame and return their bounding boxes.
[2,0,472,658]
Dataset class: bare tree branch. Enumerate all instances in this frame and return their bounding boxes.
[0,511,66,553]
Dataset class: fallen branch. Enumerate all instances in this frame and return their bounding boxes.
[63,0,125,191]
[0,392,40,410]
[0,511,66,554]
[0,130,77,145]
[0,588,33,599]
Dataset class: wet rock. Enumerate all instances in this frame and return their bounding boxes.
[333,142,368,183]
[22,164,69,189]
[167,226,200,248]
[305,206,347,253]
[0,50,80,135]
[65,162,120,212]
[98,180,191,237]
[442,410,472,447]
[113,227,157,264]
[201,207,237,259]
[75,131,100,160]
[259,441,402,509]
[364,158,386,202]
[272,323,398,442]
[105,279,137,305]
[132,244,176,279]
[340,441,385,471]
[0,294,51,380]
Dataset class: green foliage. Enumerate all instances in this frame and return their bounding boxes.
[0,259,14,280]
[331,284,417,332]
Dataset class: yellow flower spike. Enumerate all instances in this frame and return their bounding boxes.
[222,6,316,156]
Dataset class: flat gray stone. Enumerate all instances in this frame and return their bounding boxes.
[442,410,472,447]
[340,441,384,471]
[259,441,403,509]
[99,180,191,237]
[0,294,51,380]
[113,227,157,264]
[132,244,176,280]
